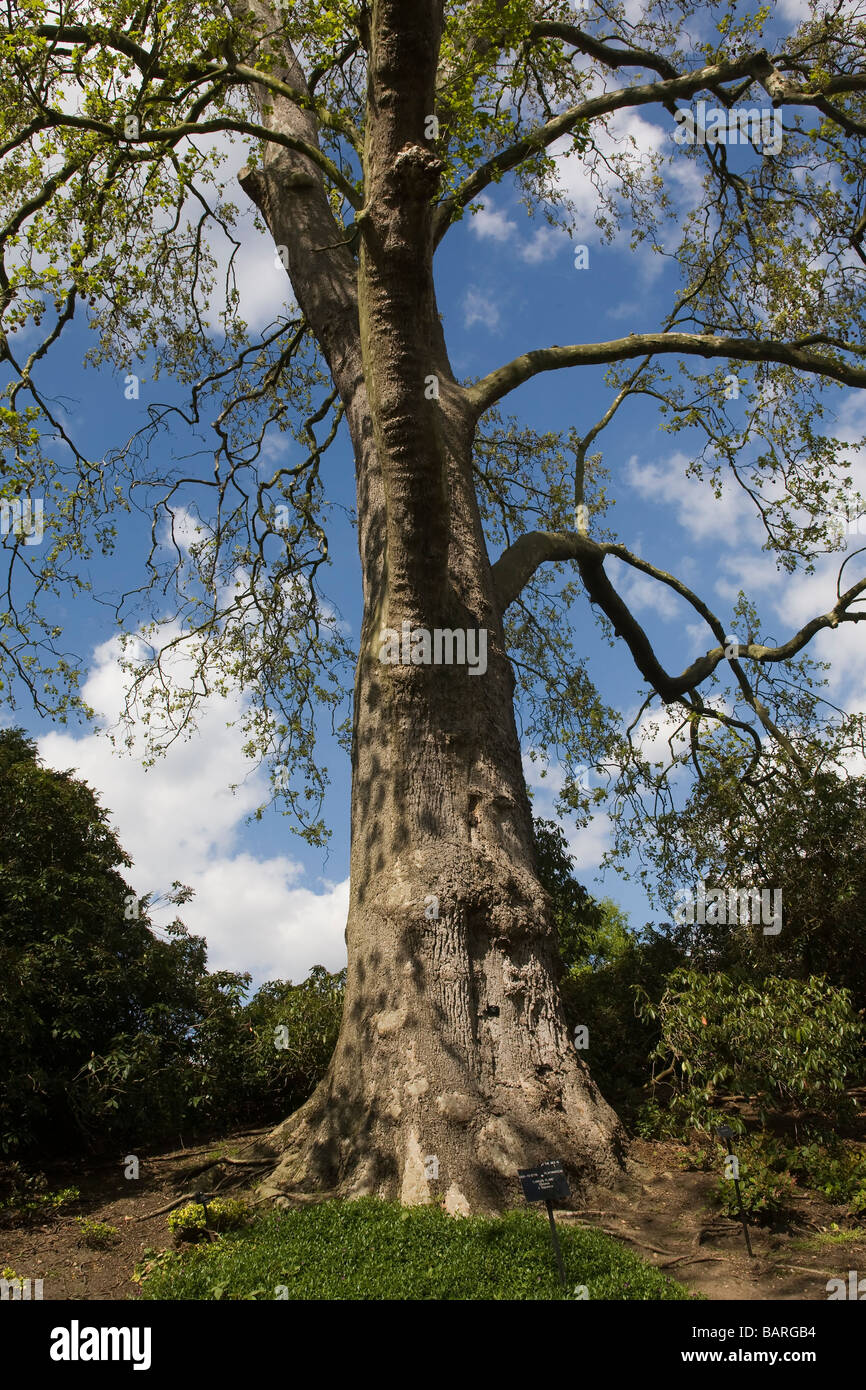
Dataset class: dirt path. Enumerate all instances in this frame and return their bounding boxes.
[0,1128,276,1300]
[567,1139,866,1300]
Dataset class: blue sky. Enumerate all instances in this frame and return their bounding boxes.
[4,0,865,992]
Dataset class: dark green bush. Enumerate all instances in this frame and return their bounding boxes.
[235,966,345,1120]
[638,969,863,1136]
[0,728,219,1152]
[746,1134,866,1215]
[561,928,687,1112]
[534,815,687,1112]
[0,728,344,1154]
[712,1153,796,1224]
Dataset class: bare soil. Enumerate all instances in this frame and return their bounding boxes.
[565,1137,866,1301]
[0,1128,277,1301]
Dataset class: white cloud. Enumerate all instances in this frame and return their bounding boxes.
[520,224,563,265]
[468,198,518,243]
[218,213,299,335]
[463,286,502,331]
[553,111,662,222]
[609,561,685,621]
[522,752,614,871]
[774,0,813,18]
[713,548,786,604]
[565,815,613,872]
[626,451,755,545]
[38,635,348,987]
[685,620,709,648]
[549,108,703,288]
[467,193,569,265]
[174,855,348,983]
[606,298,643,321]
[558,105,700,211]
[628,700,707,771]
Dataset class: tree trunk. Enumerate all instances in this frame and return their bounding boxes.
[260,552,628,1211]
[258,274,627,1212]
[239,0,627,1213]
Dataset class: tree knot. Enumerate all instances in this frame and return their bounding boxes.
[392,144,444,196]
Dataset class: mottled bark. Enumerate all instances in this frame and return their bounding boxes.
[239,0,626,1211]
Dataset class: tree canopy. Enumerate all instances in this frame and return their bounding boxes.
[1,0,865,848]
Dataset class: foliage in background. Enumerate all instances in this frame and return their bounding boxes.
[539,804,866,1161]
[0,726,206,1151]
[4,728,863,1165]
[646,760,866,1015]
[712,1150,797,1225]
[238,967,345,1119]
[535,817,686,1111]
[0,728,344,1156]
[712,1132,866,1225]
[533,818,608,969]
[638,969,863,1137]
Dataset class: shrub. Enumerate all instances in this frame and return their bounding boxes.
[230,966,345,1124]
[0,724,345,1153]
[712,1152,796,1225]
[0,1165,79,1222]
[637,970,863,1135]
[168,1197,251,1241]
[749,1134,866,1215]
[74,1217,120,1249]
[560,927,688,1112]
[632,1100,689,1141]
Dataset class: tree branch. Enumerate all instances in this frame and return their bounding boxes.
[491,528,866,706]
[29,109,364,209]
[228,63,363,148]
[526,21,680,82]
[433,46,866,244]
[467,332,866,417]
[33,25,363,146]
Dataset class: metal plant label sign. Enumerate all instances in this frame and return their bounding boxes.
[518,1160,571,1204]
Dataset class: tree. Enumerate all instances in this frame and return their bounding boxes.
[532,816,607,971]
[2,1,866,1209]
[0,727,207,1150]
[645,756,866,1013]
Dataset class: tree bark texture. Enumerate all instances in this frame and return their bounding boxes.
[239,0,627,1212]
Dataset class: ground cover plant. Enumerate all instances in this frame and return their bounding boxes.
[135,1198,697,1301]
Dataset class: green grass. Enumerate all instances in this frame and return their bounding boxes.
[790,1228,866,1250]
[135,1198,698,1301]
